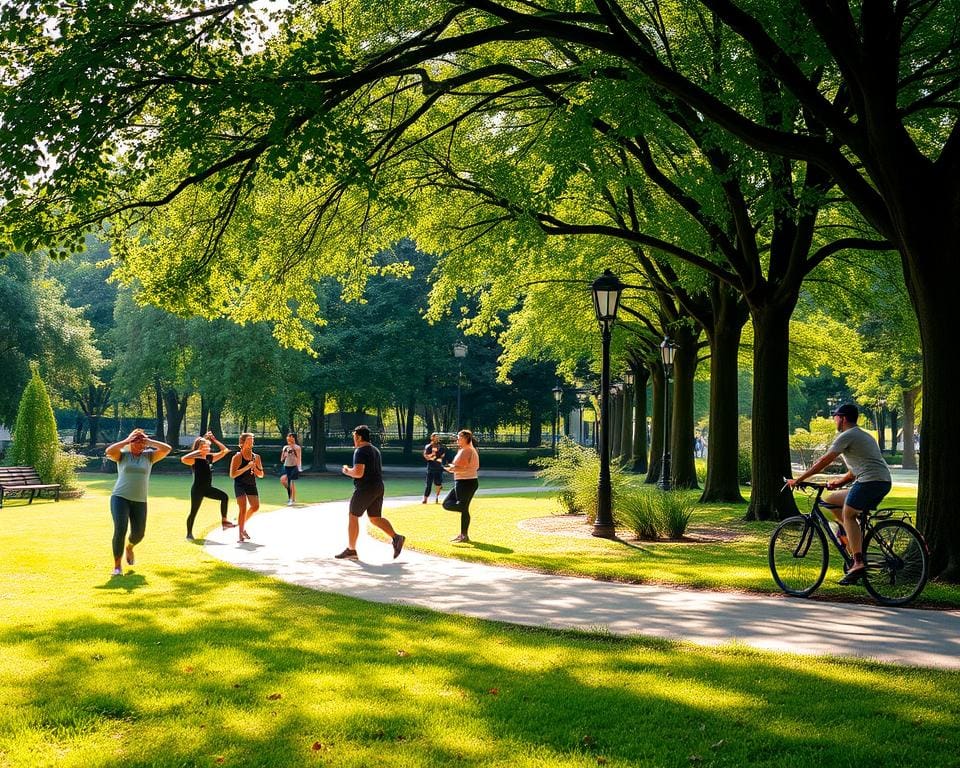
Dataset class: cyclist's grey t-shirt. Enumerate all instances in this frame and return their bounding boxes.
[828,426,891,483]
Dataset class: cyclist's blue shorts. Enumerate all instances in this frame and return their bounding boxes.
[846,480,891,511]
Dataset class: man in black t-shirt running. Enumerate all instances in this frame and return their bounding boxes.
[335,425,405,560]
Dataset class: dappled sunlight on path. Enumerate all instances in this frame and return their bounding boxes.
[205,495,960,670]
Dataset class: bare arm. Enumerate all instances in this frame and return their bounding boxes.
[787,450,841,487]
[342,462,366,479]
[181,450,202,465]
[144,438,172,462]
[208,433,229,462]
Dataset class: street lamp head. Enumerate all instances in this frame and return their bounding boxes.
[660,336,677,375]
[452,341,468,359]
[592,269,624,330]
[624,371,635,385]
[552,385,563,403]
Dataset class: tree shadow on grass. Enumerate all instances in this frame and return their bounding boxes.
[94,572,148,592]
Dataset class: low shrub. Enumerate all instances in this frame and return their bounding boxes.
[535,438,629,522]
[50,451,89,492]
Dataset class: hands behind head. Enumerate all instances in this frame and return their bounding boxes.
[128,429,147,443]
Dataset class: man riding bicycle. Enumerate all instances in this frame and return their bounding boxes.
[786,402,892,585]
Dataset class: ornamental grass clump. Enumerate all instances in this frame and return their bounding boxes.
[659,490,695,539]
[535,438,629,523]
[615,487,695,540]
[616,487,659,540]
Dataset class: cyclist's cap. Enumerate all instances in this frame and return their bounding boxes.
[831,402,859,421]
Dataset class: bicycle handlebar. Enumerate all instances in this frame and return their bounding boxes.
[781,478,851,492]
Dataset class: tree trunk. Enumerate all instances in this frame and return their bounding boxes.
[394,405,404,441]
[402,394,415,458]
[646,364,664,484]
[208,401,223,438]
[908,246,960,577]
[877,407,886,452]
[527,408,543,448]
[630,365,649,473]
[74,413,85,445]
[153,378,165,441]
[310,392,327,470]
[888,409,898,456]
[901,386,919,470]
[669,327,699,490]
[746,304,798,521]
[701,294,747,503]
[163,389,187,447]
[88,415,101,447]
[200,397,209,436]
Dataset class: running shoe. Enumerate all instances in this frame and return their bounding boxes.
[334,548,359,560]
[392,535,406,559]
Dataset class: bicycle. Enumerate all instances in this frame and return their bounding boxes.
[769,480,930,606]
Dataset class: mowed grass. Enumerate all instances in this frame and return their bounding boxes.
[2,475,960,767]
[390,483,960,608]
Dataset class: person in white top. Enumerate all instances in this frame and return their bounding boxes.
[442,430,480,543]
[279,433,303,506]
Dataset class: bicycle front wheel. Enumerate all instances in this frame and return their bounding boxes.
[862,520,929,606]
[769,516,828,597]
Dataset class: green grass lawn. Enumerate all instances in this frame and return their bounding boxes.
[2,475,959,767]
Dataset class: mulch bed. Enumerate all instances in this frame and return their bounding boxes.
[517,514,743,544]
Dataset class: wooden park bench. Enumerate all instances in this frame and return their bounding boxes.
[0,466,61,507]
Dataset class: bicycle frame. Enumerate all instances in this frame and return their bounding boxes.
[788,482,853,567]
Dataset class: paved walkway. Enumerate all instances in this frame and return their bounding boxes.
[204,488,960,671]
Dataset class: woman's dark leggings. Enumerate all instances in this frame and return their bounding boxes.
[442,478,479,536]
[424,467,444,497]
[187,484,229,536]
[111,495,147,559]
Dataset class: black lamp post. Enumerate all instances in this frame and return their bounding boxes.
[658,336,677,491]
[453,341,467,428]
[592,269,624,538]
[552,385,563,455]
[623,370,635,469]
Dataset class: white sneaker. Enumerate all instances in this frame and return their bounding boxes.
[286,499,294,506]
[111,567,123,577]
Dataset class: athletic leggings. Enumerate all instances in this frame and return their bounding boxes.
[187,484,229,536]
[442,478,479,536]
[424,467,444,497]
[110,495,147,559]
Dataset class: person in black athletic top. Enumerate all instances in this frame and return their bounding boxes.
[335,425,405,561]
[229,432,264,543]
[181,432,235,541]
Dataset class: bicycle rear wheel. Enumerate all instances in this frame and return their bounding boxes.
[862,520,929,606]
[769,516,828,597]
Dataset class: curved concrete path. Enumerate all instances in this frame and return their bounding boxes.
[204,493,960,670]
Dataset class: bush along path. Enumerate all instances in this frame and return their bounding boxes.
[205,493,960,670]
